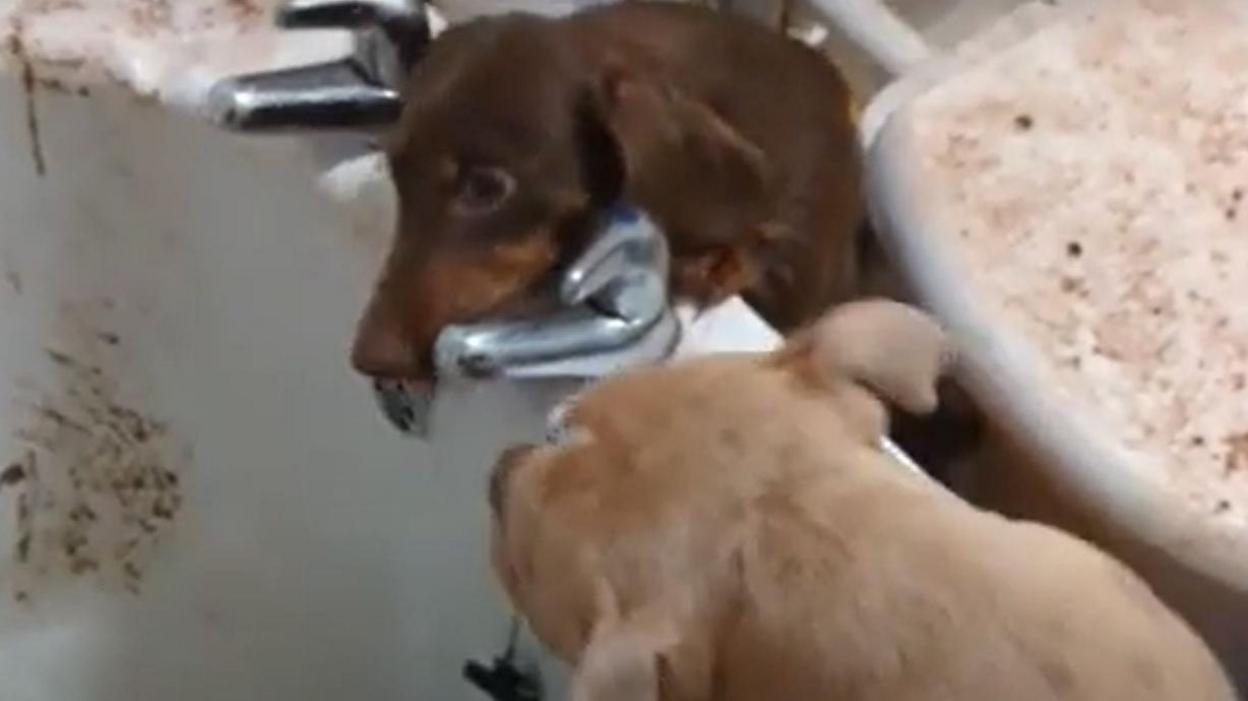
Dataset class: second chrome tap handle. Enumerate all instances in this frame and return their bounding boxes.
[277,0,426,31]
[207,0,433,132]
[279,0,430,82]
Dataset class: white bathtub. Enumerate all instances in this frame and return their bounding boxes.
[0,0,1068,699]
[0,2,587,698]
[0,1,818,697]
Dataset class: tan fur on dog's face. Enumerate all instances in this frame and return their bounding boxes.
[490,300,1235,701]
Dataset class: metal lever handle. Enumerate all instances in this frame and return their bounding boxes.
[560,207,665,307]
[207,63,402,132]
[277,0,419,29]
[433,207,679,380]
[277,0,430,80]
[206,0,430,132]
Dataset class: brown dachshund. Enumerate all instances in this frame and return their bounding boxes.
[489,300,1236,701]
[350,2,864,381]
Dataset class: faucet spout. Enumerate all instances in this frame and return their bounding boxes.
[206,0,430,133]
[433,207,680,380]
[206,60,402,132]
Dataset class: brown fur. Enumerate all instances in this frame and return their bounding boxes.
[351,2,863,379]
[490,300,1236,700]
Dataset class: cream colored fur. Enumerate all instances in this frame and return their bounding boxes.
[490,300,1236,700]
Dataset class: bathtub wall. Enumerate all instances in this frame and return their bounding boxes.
[0,74,569,699]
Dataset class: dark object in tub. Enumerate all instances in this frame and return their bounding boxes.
[462,656,541,701]
[891,378,984,488]
[462,618,542,700]
[0,462,25,488]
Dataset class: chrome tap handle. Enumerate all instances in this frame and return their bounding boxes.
[559,205,668,316]
[277,0,430,84]
[207,0,431,132]
[277,0,420,29]
[433,207,680,380]
[207,63,403,132]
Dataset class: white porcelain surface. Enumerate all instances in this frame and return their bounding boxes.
[0,2,569,698]
[0,2,817,698]
[865,51,1248,687]
[0,0,1058,698]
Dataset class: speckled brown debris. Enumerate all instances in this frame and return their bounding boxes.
[6,307,188,599]
[0,461,25,488]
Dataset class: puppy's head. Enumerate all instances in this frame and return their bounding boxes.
[350,12,776,381]
[490,300,950,699]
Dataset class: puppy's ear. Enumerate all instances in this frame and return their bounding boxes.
[581,71,774,305]
[571,617,669,701]
[571,585,708,701]
[783,300,952,415]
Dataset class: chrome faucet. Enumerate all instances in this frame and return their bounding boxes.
[206,0,431,132]
[207,1,682,437]
[371,207,679,436]
[434,207,678,381]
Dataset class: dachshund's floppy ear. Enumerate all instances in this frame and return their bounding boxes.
[580,70,775,306]
[781,299,952,415]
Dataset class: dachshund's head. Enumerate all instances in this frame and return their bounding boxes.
[351,10,776,382]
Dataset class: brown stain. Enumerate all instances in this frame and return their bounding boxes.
[1223,431,1248,475]
[7,307,187,600]
[223,0,263,20]
[6,18,45,177]
[19,0,264,37]
[126,0,172,36]
[31,74,88,97]
[1,456,28,488]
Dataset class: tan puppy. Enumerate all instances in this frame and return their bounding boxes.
[489,300,1236,700]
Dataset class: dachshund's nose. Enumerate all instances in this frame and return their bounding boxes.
[350,320,421,379]
[352,301,439,436]
[350,289,438,379]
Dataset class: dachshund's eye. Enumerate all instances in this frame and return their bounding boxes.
[452,165,515,215]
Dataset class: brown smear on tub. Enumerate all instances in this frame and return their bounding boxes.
[223,0,264,20]
[0,459,27,488]
[6,18,46,177]
[5,1,275,112]
[5,303,187,601]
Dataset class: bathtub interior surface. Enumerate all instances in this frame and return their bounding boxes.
[0,1,1121,699]
[0,79,574,700]
[863,40,1248,690]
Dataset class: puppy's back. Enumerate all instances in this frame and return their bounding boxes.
[721,463,1236,700]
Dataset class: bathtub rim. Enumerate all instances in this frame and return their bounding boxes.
[862,65,1248,597]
